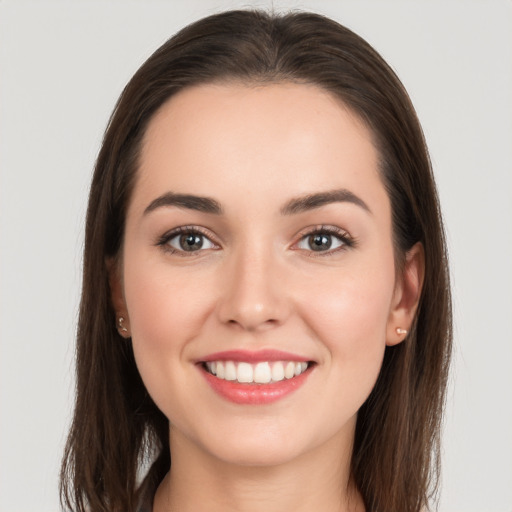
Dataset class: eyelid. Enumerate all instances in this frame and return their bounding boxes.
[291,224,355,254]
[155,224,354,256]
[156,225,220,254]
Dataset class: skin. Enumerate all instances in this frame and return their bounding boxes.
[110,82,423,512]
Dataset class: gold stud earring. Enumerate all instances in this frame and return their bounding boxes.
[118,316,128,333]
[396,327,408,335]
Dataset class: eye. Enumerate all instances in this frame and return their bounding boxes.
[296,227,353,253]
[158,227,217,254]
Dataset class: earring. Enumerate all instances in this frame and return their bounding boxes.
[396,327,408,336]
[118,316,128,334]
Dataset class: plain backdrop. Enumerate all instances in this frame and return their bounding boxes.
[1,1,511,511]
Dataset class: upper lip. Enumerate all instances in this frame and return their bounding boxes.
[198,349,312,363]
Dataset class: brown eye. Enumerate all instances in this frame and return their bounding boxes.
[296,229,350,253]
[165,231,216,252]
[179,233,204,251]
[308,234,332,251]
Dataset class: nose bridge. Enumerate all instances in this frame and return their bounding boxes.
[217,237,287,330]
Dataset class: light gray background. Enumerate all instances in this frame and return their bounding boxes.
[1,1,511,511]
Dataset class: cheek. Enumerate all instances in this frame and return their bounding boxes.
[298,260,395,394]
[124,257,212,343]
[303,267,394,343]
[122,259,214,407]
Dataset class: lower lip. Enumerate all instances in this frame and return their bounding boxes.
[200,365,312,405]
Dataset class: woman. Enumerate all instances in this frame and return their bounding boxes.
[60,9,451,512]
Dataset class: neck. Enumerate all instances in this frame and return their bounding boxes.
[153,425,364,512]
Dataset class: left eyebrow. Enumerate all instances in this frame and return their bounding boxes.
[143,192,223,215]
[280,189,372,215]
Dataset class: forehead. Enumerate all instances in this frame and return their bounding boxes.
[134,82,386,217]
[141,81,374,160]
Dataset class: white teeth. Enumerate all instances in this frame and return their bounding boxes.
[206,361,217,375]
[216,361,225,379]
[204,360,310,384]
[225,361,237,381]
[254,362,272,383]
[284,361,295,379]
[271,361,285,382]
[237,362,253,383]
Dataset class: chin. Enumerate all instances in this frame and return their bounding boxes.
[208,440,306,468]
[189,417,335,469]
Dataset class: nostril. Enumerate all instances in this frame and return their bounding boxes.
[216,281,290,330]
[226,317,280,331]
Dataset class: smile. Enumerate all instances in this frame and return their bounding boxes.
[198,350,314,405]
[204,360,309,384]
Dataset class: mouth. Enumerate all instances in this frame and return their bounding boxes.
[197,350,315,404]
[202,360,311,384]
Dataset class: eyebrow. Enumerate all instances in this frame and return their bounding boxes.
[143,192,223,215]
[143,188,370,217]
[280,189,371,215]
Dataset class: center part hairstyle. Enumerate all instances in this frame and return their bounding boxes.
[61,9,452,512]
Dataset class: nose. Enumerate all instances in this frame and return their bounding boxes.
[216,245,290,332]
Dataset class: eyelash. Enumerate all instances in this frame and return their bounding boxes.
[156,226,219,256]
[156,225,355,256]
[294,225,355,256]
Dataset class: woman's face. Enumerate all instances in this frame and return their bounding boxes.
[114,82,416,467]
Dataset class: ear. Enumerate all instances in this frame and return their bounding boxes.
[106,257,131,338]
[386,242,424,346]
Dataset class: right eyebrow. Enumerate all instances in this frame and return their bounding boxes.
[143,192,223,216]
[280,188,371,216]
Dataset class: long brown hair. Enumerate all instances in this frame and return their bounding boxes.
[61,10,452,512]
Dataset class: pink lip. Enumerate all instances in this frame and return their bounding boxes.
[197,351,314,405]
[200,369,311,405]
[199,349,311,363]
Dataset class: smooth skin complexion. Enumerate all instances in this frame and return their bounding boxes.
[110,83,424,512]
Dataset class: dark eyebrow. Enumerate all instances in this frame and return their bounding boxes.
[143,192,223,215]
[280,189,371,215]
